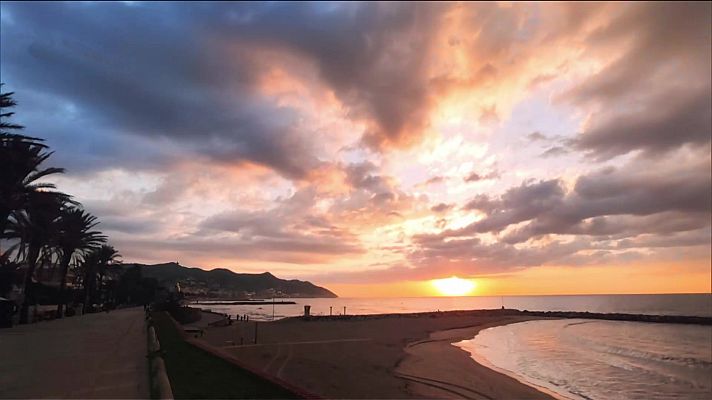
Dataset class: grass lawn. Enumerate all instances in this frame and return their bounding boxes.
[151,312,301,399]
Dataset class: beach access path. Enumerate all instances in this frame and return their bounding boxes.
[0,307,149,399]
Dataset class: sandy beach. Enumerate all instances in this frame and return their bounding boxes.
[197,310,554,399]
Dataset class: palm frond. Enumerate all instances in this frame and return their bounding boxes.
[24,166,65,184]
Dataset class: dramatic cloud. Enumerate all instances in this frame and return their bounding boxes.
[1,2,322,178]
[198,187,364,260]
[204,2,454,149]
[1,2,709,290]
[454,156,711,243]
[573,87,711,160]
[564,2,712,159]
[396,153,711,281]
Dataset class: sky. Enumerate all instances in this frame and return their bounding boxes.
[1,2,710,297]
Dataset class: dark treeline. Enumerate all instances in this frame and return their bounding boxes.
[0,86,158,326]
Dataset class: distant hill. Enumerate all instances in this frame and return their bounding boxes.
[124,262,337,298]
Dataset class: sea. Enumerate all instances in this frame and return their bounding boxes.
[195,293,712,400]
[193,293,712,321]
[458,319,712,400]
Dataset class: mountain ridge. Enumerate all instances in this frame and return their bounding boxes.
[123,262,337,298]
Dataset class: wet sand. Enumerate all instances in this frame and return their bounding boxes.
[197,309,555,399]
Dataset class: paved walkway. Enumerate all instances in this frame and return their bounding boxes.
[0,307,149,399]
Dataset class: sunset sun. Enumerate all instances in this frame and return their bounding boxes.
[432,276,476,296]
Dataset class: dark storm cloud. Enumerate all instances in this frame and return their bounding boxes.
[503,212,710,245]
[0,2,466,176]
[319,226,710,283]
[5,1,706,178]
[2,2,709,281]
[206,2,450,149]
[574,88,711,161]
[409,236,593,272]
[0,2,318,178]
[453,157,711,243]
[386,154,712,278]
[564,2,711,159]
[458,179,566,234]
[403,226,709,281]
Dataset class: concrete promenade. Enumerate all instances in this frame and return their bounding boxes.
[0,307,149,399]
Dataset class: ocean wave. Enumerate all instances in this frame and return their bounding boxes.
[560,321,712,369]
[461,319,712,400]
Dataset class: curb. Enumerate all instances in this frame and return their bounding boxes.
[147,318,174,399]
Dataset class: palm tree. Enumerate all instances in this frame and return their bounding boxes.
[82,244,121,313]
[1,87,25,133]
[8,190,68,323]
[1,89,64,248]
[0,137,65,239]
[97,245,121,281]
[79,250,99,312]
[55,207,106,318]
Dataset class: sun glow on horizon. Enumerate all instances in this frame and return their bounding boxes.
[432,276,476,296]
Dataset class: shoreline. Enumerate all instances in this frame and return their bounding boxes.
[196,309,556,399]
[452,322,571,400]
[191,308,710,398]
[453,318,712,400]
[395,317,555,399]
[464,349,569,400]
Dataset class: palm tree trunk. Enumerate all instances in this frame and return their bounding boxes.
[98,272,105,306]
[19,244,40,324]
[82,267,93,314]
[55,250,72,319]
[0,208,13,261]
[0,209,10,239]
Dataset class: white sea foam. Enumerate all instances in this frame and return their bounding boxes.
[457,319,712,400]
